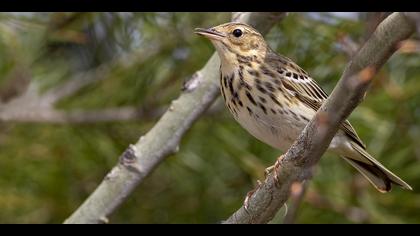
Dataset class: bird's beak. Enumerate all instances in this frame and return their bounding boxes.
[195,28,226,41]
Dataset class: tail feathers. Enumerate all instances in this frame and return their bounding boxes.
[342,142,412,192]
[342,157,391,192]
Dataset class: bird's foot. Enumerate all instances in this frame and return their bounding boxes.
[244,180,262,212]
[264,165,274,178]
[264,155,284,187]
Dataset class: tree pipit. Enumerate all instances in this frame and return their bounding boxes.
[195,22,412,193]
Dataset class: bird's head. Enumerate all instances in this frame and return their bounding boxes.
[195,22,268,66]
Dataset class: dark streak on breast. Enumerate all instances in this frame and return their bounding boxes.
[228,74,234,95]
[258,103,267,114]
[264,81,275,92]
[270,94,283,107]
[246,91,257,106]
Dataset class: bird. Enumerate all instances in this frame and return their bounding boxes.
[195,22,412,193]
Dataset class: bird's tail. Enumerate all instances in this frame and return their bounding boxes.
[341,142,412,193]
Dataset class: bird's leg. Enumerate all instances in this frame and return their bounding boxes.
[264,165,275,178]
[244,155,284,212]
[265,155,284,187]
[244,180,262,212]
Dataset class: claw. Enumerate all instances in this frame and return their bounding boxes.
[244,180,262,212]
[264,165,274,179]
[265,155,285,182]
[244,192,252,212]
[273,155,284,187]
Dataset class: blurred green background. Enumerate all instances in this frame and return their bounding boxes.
[0,12,419,223]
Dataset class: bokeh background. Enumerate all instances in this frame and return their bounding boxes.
[0,12,419,223]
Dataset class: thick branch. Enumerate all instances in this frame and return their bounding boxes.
[63,12,287,224]
[224,12,415,224]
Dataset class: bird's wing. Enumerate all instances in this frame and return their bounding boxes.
[266,53,366,149]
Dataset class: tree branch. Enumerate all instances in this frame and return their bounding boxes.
[305,188,369,223]
[404,12,420,36]
[63,12,287,224]
[0,40,170,124]
[337,34,359,58]
[224,12,415,224]
[0,106,165,124]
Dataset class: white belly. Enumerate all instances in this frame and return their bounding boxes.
[233,107,305,151]
[232,104,350,154]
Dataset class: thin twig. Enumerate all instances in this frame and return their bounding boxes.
[404,13,420,36]
[0,40,168,123]
[41,43,165,106]
[305,189,370,223]
[0,106,165,124]
[282,181,309,224]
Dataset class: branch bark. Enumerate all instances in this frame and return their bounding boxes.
[224,12,415,224]
[63,12,287,224]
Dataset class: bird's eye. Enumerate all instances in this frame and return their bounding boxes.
[232,29,243,37]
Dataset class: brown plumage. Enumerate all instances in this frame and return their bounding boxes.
[195,22,412,192]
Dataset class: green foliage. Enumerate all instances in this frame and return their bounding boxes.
[0,12,419,223]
